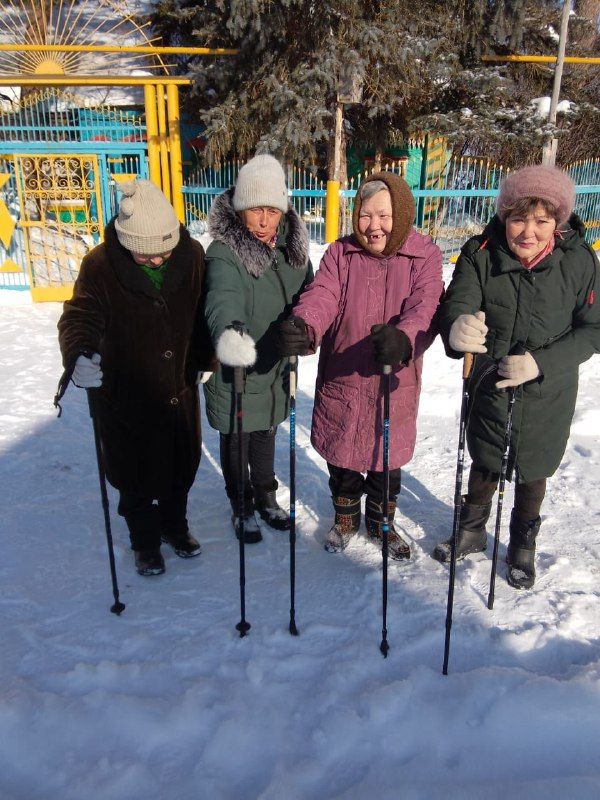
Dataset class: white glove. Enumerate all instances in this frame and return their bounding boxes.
[496,351,540,389]
[197,371,213,384]
[72,353,102,388]
[449,311,488,353]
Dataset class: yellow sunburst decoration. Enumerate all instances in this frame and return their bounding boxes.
[0,0,169,76]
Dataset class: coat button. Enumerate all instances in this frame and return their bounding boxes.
[164,350,174,359]
[170,397,179,406]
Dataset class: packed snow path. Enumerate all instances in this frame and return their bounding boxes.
[1,285,599,799]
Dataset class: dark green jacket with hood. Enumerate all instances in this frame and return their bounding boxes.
[203,189,312,433]
[437,214,600,482]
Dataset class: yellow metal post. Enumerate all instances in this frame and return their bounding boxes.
[156,85,171,201]
[167,84,185,223]
[325,180,340,243]
[144,84,161,189]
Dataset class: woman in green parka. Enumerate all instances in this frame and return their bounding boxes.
[432,165,600,589]
[202,154,312,543]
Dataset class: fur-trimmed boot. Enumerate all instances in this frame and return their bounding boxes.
[432,499,492,563]
[506,511,541,590]
[365,498,410,561]
[324,496,361,553]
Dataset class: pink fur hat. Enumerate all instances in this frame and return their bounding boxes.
[496,165,575,225]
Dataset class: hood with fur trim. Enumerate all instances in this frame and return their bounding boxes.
[208,188,310,277]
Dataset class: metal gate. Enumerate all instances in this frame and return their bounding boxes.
[12,153,103,301]
[0,89,148,300]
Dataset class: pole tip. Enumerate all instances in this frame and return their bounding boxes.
[236,620,251,637]
[110,601,126,615]
[289,621,299,636]
[380,640,389,658]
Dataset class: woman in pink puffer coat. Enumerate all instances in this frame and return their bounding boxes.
[278,171,443,559]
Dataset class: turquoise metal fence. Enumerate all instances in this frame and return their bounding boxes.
[183,161,327,242]
[183,156,599,256]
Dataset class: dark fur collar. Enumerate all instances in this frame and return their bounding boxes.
[104,219,192,298]
[208,188,309,277]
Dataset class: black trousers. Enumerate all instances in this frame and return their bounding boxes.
[327,463,401,503]
[466,466,546,521]
[118,488,189,551]
[219,428,277,510]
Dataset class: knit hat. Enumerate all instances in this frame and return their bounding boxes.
[496,165,575,225]
[232,154,289,214]
[352,171,415,256]
[114,179,180,255]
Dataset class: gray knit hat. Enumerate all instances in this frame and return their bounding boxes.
[233,154,289,214]
[114,179,180,255]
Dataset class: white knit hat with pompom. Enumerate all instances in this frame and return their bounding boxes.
[114,179,180,255]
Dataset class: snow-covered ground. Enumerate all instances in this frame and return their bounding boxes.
[1,247,600,799]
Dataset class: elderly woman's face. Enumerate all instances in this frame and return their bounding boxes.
[505,202,557,262]
[358,189,393,253]
[241,206,283,244]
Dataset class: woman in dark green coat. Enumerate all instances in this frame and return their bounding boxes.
[203,154,312,543]
[433,165,600,589]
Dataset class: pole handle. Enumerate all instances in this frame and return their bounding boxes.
[233,366,245,394]
[462,352,474,380]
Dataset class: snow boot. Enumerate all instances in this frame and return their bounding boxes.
[506,511,541,590]
[229,491,263,544]
[324,496,361,553]
[161,527,202,558]
[253,487,291,531]
[231,510,263,544]
[365,498,410,561]
[134,548,165,576]
[432,499,492,563]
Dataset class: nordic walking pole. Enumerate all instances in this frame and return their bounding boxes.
[87,389,126,616]
[380,363,392,658]
[233,362,251,637]
[288,355,299,636]
[442,352,474,675]
[487,343,526,610]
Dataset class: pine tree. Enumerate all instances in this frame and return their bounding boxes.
[150,0,600,168]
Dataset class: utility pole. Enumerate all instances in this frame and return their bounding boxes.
[542,0,571,166]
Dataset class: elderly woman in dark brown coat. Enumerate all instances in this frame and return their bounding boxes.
[58,180,214,576]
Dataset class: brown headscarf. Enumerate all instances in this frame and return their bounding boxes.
[352,171,415,257]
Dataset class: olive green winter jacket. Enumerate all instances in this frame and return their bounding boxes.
[203,189,313,433]
[438,214,600,482]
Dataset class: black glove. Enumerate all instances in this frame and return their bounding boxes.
[276,316,311,357]
[370,324,412,366]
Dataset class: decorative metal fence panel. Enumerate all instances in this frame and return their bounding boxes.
[0,89,149,298]
[12,153,104,300]
[0,156,28,289]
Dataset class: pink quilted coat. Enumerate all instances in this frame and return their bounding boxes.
[294,232,443,471]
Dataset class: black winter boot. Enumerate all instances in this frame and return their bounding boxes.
[161,527,202,558]
[134,548,165,576]
[432,499,492,563]
[365,498,410,561]
[253,487,291,531]
[229,492,262,544]
[507,511,541,589]
[324,496,361,553]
